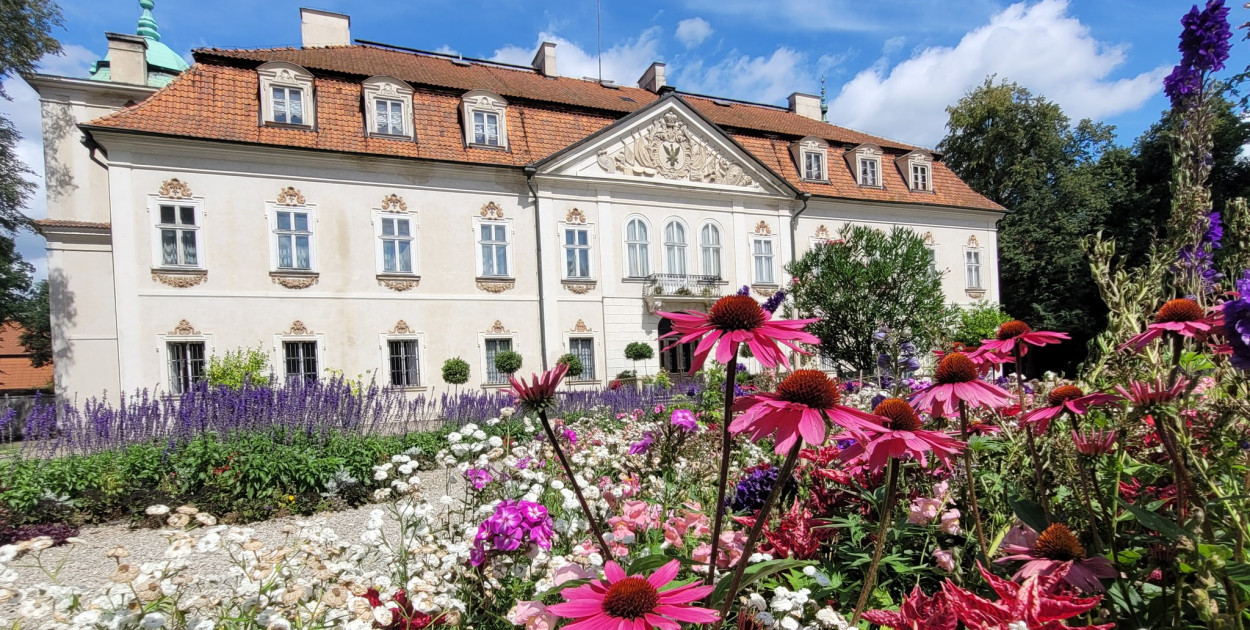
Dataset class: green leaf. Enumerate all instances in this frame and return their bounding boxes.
[1008,495,1049,533]
[709,559,811,608]
[1117,498,1189,542]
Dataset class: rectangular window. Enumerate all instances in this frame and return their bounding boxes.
[803,151,824,180]
[912,164,930,191]
[860,158,879,186]
[272,86,305,125]
[380,215,414,274]
[375,98,405,135]
[472,111,501,146]
[926,246,938,272]
[157,204,199,267]
[564,227,591,279]
[965,250,983,289]
[480,223,510,277]
[167,341,205,394]
[569,337,595,380]
[753,238,775,284]
[484,338,512,384]
[388,339,421,387]
[284,341,318,383]
[275,210,313,270]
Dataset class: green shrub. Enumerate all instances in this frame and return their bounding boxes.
[494,350,523,376]
[624,342,654,362]
[206,346,270,388]
[441,357,471,385]
[950,300,1012,348]
[556,353,584,378]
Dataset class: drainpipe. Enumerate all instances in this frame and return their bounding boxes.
[524,166,550,370]
[789,192,812,264]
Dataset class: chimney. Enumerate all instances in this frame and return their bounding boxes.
[104,33,148,85]
[788,92,822,121]
[637,62,666,93]
[531,41,557,77]
[300,8,350,48]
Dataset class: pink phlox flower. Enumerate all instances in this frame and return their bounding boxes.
[670,409,698,432]
[939,509,961,535]
[933,549,956,573]
[692,530,747,572]
[511,601,558,630]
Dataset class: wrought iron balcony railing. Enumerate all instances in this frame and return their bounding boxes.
[644,273,723,297]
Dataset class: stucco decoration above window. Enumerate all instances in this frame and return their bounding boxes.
[381,194,407,212]
[480,201,505,220]
[391,320,414,334]
[566,208,586,224]
[287,321,313,335]
[813,225,830,240]
[170,319,200,336]
[572,319,591,332]
[754,221,772,236]
[276,187,306,206]
[595,112,757,188]
[158,178,193,199]
[488,320,508,334]
[967,235,980,248]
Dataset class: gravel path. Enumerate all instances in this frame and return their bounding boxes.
[11,466,463,590]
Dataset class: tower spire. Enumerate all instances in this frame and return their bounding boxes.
[820,76,828,122]
[137,0,161,41]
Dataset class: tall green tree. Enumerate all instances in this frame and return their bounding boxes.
[16,278,48,365]
[0,234,31,324]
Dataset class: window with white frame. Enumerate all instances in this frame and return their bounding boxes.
[376,213,415,274]
[700,222,722,278]
[791,137,829,182]
[375,99,404,135]
[859,158,879,187]
[473,111,501,146]
[625,217,650,278]
[564,227,591,279]
[569,337,595,380]
[167,341,205,394]
[926,245,938,272]
[479,222,511,277]
[484,337,512,384]
[388,339,421,387]
[363,76,414,138]
[155,202,200,268]
[803,151,826,181]
[965,249,983,289]
[284,340,318,383]
[462,90,508,148]
[663,220,687,275]
[752,237,775,284]
[911,163,930,191]
[273,208,314,271]
[258,62,315,127]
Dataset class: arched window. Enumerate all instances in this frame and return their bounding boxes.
[700,222,721,278]
[663,220,687,275]
[625,217,650,278]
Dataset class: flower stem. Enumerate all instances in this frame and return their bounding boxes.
[959,399,990,565]
[851,457,901,625]
[705,349,740,588]
[1014,346,1050,520]
[537,410,610,556]
[715,439,802,626]
[1067,412,1105,550]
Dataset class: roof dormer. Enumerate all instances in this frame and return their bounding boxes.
[896,150,934,193]
[461,90,508,149]
[844,143,883,188]
[790,136,829,182]
[258,61,315,128]
[363,75,414,139]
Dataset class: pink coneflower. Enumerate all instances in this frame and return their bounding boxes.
[547,559,718,630]
[975,320,1070,358]
[509,363,570,412]
[1019,385,1122,434]
[910,353,1013,418]
[1118,298,1219,353]
[1115,376,1190,406]
[657,295,818,374]
[1073,429,1118,456]
[730,370,879,454]
[997,523,1116,593]
[837,398,965,471]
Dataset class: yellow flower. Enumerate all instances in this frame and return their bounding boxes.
[287,495,295,502]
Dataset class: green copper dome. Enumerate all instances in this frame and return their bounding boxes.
[89,0,188,87]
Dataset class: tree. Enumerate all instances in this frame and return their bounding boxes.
[1,0,63,232]
[556,353,583,379]
[16,278,48,366]
[493,350,522,378]
[624,342,653,377]
[441,357,470,387]
[787,224,946,374]
[0,235,31,325]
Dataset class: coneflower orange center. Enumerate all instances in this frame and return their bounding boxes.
[1047,385,1084,407]
[1034,523,1086,561]
[1155,298,1204,323]
[774,370,841,409]
[707,295,767,331]
[601,576,659,619]
[996,320,1032,340]
[934,353,978,384]
[873,398,922,431]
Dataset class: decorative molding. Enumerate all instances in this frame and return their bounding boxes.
[270,273,319,289]
[158,178,193,199]
[966,290,986,299]
[562,280,596,294]
[754,221,773,236]
[571,319,592,333]
[380,194,408,212]
[595,111,757,188]
[476,278,515,293]
[488,320,508,334]
[151,270,207,288]
[480,201,505,220]
[966,235,980,248]
[391,320,414,334]
[276,187,306,206]
[921,231,936,246]
[813,225,830,240]
[378,276,419,291]
[287,320,312,336]
[752,284,781,299]
[169,319,200,336]
[565,208,586,224]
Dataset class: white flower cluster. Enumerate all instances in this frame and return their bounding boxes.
[740,582,850,630]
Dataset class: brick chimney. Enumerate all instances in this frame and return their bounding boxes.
[531,42,557,77]
[104,33,148,85]
[637,62,666,92]
[787,92,822,121]
[300,8,350,48]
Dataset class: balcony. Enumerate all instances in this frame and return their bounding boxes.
[643,273,723,312]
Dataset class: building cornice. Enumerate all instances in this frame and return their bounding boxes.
[22,72,159,99]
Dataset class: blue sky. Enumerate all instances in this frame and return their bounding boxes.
[2,0,1241,279]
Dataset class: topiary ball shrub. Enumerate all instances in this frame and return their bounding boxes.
[556,353,584,378]
[625,342,654,362]
[442,357,471,385]
[494,350,523,376]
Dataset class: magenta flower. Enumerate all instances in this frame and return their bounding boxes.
[910,353,1013,418]
[1118,298,1219,353]
[1114,376,1190,406]
[670,409,698,432]
[657,295,818,374]
[974,320,1069,359]
[1019,385,1122,434]
[730,370,880,454]
[997,523,1116,593]
[547,559,718,630]
[510,363,570,412]
[1073,429,1118,456]
[836,398,964,471]
[470,499,555,567]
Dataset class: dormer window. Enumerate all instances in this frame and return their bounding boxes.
[846,144,883,188]
[363,76,414,139]
[461,90,508,149]
[911,164,929,190]
[258,62,315,128]
[790,137,829,182]
[860,158,878,186]
[897,150,935,192]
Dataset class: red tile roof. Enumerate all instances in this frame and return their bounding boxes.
[0,323,52,392]
[86,45,1002,212]
[34,219,111,230]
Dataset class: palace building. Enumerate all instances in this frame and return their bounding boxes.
[27,3,1003,398]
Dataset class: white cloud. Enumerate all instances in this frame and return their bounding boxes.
[676,48,818,105]
[433,44,459,57]
[825,0,1168,148]
[675,17,713,48]
[681,0,997,33]
[491,28,662,85]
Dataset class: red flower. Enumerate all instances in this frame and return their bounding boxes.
[1118,298,1219,353]
[997,523,1117,593]
[657,295,818,374]
[364,589,435,630]
[910,353,1014,417]
[974,320,1070,358]
[730,370,879,454]
[863,586,957,630]
[941,563,1113,630]
[1019,385,1122,434]
[835,398,964,471]
[509,363,570,412]
[735,500,830,560]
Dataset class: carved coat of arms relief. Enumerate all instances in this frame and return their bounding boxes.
[595,112,757,189]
